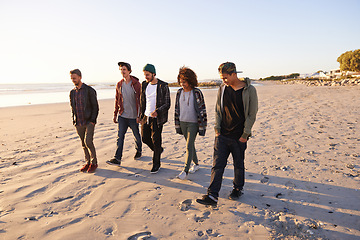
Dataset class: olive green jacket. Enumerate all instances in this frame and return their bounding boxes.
[214,77,258,139]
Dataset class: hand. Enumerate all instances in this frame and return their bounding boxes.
[215,132,220,137]
[150,111,157,118]
[113,116,118,123]
[136,117,141,124]
[239,137,247,143]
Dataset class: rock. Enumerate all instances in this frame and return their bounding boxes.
[281,166,289,171]
[307,229,314,235]
[346,164,355,169]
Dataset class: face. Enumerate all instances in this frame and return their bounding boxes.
[120,66,130,78]
[219,72,232,86]
[144,71,155,83]
[71,73,82,86]
[179,78,192,91]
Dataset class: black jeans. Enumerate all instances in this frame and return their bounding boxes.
[141,117,163,168]
[208,135,247,198]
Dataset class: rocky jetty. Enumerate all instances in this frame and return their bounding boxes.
[280,78,360,86]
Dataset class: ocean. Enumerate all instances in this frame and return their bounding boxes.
[0,83,206,108]
[0,83,116,108]
[0,81,260,108]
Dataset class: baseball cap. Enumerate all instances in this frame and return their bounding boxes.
[218,62,243,74]
[118,62,131,71]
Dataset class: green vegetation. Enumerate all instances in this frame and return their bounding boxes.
[337,49,360,72]
[259,73,300,81]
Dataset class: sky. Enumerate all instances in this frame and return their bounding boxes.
[0,0,359,84]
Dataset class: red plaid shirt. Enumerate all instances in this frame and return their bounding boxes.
[74,86,86,126]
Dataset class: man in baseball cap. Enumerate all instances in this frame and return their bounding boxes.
[197,62,258,206]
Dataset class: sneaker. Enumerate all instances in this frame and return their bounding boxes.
[196,194,218,206]
[150,165,160,174]
[87,164,98,173]
[80,163,90,172]
[228,188,243,200]
[106,158,121,166]
[189,164,200,173]
[177,171,188,180]
[134,151,142,159]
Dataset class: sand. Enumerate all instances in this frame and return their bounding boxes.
[0,82,359,240]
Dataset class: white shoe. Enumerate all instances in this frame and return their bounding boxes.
[177,171,188,180]
[189,164,200,173]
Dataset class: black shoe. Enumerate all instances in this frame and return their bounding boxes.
[134,151,142,159]
[150,165,160,174]
[106,158,121,166]
[196,194,218,206]
[229,188,243,200]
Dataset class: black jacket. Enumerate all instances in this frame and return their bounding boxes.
[140,79,170,126]
[69,83,99,125]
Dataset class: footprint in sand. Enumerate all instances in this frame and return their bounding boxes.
[194,211,211,222]
[179,199,192,211]
[260,177,269,183]
[127,231,152,240]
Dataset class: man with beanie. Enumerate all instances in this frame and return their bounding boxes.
[107,62,142,166]
[140,64,170,173]
[197,62,258,206]
[69,69,99,173]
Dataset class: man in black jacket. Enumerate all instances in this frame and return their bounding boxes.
[140,64,170,173]
[69,69,99,173]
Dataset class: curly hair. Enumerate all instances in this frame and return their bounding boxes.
[177,66,198,88]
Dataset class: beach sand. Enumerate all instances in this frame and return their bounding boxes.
[0,82,359,240]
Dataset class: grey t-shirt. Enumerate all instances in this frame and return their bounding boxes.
[121,80,137,119]
[179,90,198,123]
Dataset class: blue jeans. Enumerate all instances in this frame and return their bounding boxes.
[208,135,247,198]
[114,116,142,160]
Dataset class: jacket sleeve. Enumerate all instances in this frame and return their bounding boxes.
[134,81,141,117]
[195,89,207,136]
[114,82,120,117]
[174,89,182,135]
[69,90,76,125]
[89,87,99,124]
[156,83,170,113]
[214,86,223,135]
[139,81,147,119]
[241,86,258,139]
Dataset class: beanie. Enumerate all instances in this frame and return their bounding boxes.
[143,64,156,74]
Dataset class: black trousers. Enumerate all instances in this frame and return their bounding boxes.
[141,117,163,168]
[208,135,247,198]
